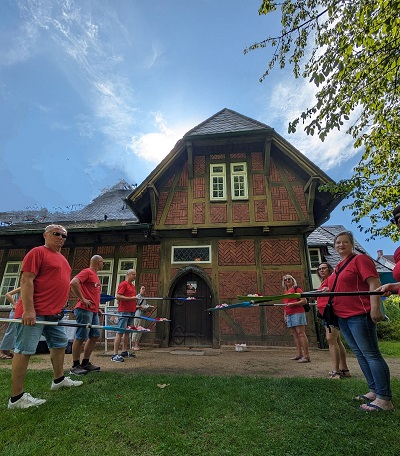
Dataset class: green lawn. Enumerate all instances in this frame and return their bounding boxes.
[0,369,399,456]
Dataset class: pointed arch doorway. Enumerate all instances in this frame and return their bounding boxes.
[169,267,213,347]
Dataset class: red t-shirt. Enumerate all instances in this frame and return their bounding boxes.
[327,254,379,318]
[315,279,329,315]
[15,246,71,318]
[117,281,137,312]
[73,268,101,313]
[283,286,305,315]
[393,246,400,282]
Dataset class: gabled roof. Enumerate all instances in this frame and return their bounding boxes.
[184,108,273,137]
[307,225,393,273]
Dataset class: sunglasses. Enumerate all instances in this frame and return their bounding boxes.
[52,231,67,239]
[390,215,400,224]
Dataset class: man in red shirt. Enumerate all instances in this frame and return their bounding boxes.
[111,269,138,362]
[70,255,104,375]
[8,225,83,410]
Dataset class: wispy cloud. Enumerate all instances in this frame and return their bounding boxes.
[263,74,360,171]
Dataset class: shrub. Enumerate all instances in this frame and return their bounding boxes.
[378,296,400,341]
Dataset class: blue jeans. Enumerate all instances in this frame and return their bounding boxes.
[73,308,101,340]
[339,314,392,400]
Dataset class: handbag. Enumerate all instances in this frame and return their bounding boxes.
[323,255,356,332]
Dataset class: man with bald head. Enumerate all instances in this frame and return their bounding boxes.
[70,255,104,375]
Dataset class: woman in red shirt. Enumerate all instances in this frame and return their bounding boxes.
[316,263,350,379]
[328,231,393,412]
[282,275,310,363]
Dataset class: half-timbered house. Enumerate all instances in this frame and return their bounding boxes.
[1,109,356,348]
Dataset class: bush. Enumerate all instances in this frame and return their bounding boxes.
[378,296,400,341]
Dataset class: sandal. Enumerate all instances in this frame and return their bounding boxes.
[290,355,303,360]
[340,369,351,378]
[0,353,13,360]
[297,356,311,363]
[329,371,342,379]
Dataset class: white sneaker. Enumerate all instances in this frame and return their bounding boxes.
[51,376,83,390]
[8,392,46,409]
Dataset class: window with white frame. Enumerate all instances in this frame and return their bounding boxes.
[210,164,226,200]
[308,248,322,272]
[231,162,248,200]
[172,246,211,263]
[0,262,22,305]
[97,259,114,296]
[116,259,137,286]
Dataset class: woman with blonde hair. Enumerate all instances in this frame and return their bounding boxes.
[282,275,310,363]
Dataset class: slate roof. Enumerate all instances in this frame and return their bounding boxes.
[307,225,393,273]
[0,181,138,231]
[184,108,273,137]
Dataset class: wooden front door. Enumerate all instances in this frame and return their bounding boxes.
[169,271,213,347]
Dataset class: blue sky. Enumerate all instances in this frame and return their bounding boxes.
[0,0,397,258]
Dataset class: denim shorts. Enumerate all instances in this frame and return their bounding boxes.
[286,312,307,328]
[73,308,101,340]
[116,312,135,329]
[14,316,68,355]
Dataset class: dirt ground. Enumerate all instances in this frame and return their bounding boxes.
[2,345,400,379]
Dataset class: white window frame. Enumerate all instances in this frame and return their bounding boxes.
[210,164,226,201]
[0,261,22,306]
[308,248,323,289]
[231,162,248,200]
[115,258,137,288]
[97,259,114,296]
[171,246,212,264]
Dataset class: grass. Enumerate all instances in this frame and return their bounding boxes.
[0,369,399,456]
[378,340,400,357]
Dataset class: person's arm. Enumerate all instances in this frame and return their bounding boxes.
[5,286,21,308]
[376,282,400,296]
[286,297,307,307]
[367,276,384,323]
[70,277,92,308]
[20,272,36,325]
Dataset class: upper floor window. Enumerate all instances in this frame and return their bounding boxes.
[231,163,248,200]
[210,164,226,201]
[0,262,21,305]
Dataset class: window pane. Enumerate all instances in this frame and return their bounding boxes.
[172,246,211,263]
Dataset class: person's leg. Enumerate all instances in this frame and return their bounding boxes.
[11,353,31,396]
[337,335,350,375]
[121,333,130,352]
[326,327,341,375]
[0,310,17,355]
[289,327,302,357]
[296,325,310,358]
[339,315,393,409]
[113,332,122,354]
[132,317,142,349]
[72,338,85,364]
[82,337,98,359]
[50,348,66,379]
[10,323,42,397]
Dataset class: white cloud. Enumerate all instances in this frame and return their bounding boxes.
[264,74,361,171]
[128,112,190,164]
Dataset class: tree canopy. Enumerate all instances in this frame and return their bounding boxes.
[245,0,400,240]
